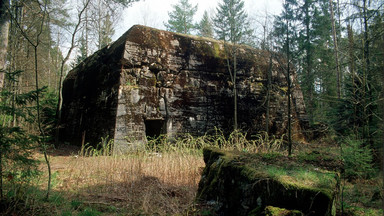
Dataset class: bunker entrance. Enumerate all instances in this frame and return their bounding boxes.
[144,119,165,140]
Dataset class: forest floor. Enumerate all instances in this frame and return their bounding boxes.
[33,144,204,216]
[9,140,382,216]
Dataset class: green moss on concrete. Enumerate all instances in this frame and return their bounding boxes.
[264,166,337,200]
[197,147,340,216]
[264,206,303,216]
[212,42,223,58]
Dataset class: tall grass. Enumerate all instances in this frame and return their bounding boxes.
[145,129,284,154]
[79,136,113,157]
[40,130,285,215]
[55,148,202,215]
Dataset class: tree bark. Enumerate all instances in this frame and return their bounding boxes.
[0,1,10,199]
[329,0,341,99]
[0,147,2,200]
[286,0,292,156]
[302,0,313,124]
[0,0,10,90]
[233,50,238,131]
[266,53,273,133]
[347,24,358,134]
[362,0,370,143]
[381,29,384,214]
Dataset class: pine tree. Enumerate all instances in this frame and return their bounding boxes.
[272,0,300,155]
[164,0,198,34]
[0,70,41,201]
[76,34,88,65]
[273,0,338,126]
[213,0,252,131]
[213,0,251,43]
[272,0,298,56]
[338,0,384,153]
[297,0,316,124]
[98,13,115,48]
[197,11,213,38]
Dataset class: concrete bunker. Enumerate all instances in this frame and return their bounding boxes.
[59,25,308,154]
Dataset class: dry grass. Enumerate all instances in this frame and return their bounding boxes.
[45,150,204,215]
[32,131,286,215]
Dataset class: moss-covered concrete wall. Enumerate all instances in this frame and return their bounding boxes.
[60,33,127,146]
[197,148,339,216]
[60,25,308,152]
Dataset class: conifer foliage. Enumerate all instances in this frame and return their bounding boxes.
[164,0,198,34]
[212,0,253,131]
[197,11,213,38]
[213,0,252,43]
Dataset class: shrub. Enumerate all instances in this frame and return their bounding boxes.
[40,89,58,137]
[0,69,41,214]
[342,138,375,180]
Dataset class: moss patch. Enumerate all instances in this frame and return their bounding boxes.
[264,206,303,216]
[197,148,340,216]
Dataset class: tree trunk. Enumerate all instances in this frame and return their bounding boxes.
[266,53,273,133]
[381,30,384,213]
[11,0,52,199]
[362,0,370,144]
[286,2,292,156]
[0,2,10,199]
[85,7,89,57]
[347,24,358,134]
[304,0,313,124]
[0,0,10,90]
[329,0,341,99]
[224,43,237,132]
[233,50,238,131]
[0,148,2,200]
[287,52,292,156]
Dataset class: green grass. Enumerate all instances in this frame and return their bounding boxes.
[249,157,339,198]
[70,200,82,210]
[340,176,383,216]
[77,208,102,216]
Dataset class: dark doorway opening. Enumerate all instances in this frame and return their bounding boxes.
[144,119,165,139]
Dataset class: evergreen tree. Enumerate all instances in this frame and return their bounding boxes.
[164,0,198,34]
[98,13,115,48]
[75,34,88,65]
[213,0,252,130]
[0,70,41,202]
[335,1,384,154]
[297,0,316,124]
[197,11,213,38]
[273,0,338,126]
[310,0,337,123]
[272,0,298,56]
[213,0,252,43]
[273,0,298,155]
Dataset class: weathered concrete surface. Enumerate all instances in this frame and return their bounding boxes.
[60,25,307,153]
[197,148,339,216]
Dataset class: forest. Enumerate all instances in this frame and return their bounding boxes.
[0,0,383,215]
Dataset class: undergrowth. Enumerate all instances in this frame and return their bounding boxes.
[1,131,381,216]
[0,130,285,215]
